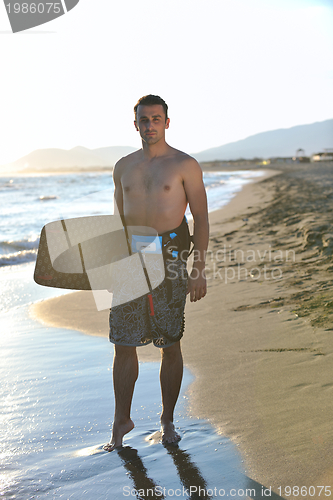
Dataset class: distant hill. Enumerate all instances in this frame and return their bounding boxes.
[2,119,332,174]
[192,119,333,161]
[91,146,137,165]
[0,145,137,174]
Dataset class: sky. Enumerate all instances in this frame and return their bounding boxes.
[0,0,332,165]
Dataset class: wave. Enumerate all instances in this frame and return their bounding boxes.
[0,237,39,267]
[1,237,39,251]
[0,249,37,267]
[38,195,59,201]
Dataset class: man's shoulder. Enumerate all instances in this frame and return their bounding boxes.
[174,152,203,179]
[115,149,141,167]
[113,150,141,176]
[170,148,201,169]
[169,149,204,187]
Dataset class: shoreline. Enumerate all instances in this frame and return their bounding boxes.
[29,164,333,492]
[30,168,279,354]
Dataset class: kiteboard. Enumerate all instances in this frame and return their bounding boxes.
[34,215,165,308]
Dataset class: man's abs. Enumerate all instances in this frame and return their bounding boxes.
[123,191,187,233]
[120,159,188,233]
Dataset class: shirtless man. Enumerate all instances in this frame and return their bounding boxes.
[103,95,209,451]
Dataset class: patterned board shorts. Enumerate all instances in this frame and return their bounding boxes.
[109,259,188,348]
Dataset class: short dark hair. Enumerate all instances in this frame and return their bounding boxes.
[134,94,168,121]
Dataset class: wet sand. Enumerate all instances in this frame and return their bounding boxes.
[31,163,333,493]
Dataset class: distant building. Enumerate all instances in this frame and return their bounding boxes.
[296,148,305,157]
[269,157,296,164]
[311,149,333,162]
[257,159,271,166]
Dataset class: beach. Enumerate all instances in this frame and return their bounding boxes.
[31,161,333,495]
[1,168,275,499]
[1,266,247,499]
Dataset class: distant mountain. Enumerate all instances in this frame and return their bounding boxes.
[2,119,332,174]
[1,145,137,174]
[192,119,333,161]
[91,146,137,166]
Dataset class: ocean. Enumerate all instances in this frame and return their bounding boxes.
[0,170,265,499]
[0,170,264,269]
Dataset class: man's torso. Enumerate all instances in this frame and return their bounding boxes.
[117,149,190,233]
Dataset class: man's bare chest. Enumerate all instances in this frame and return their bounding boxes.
[122,163,181,195]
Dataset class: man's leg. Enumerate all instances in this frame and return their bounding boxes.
[103,345,138,451]
[160,340,183,444]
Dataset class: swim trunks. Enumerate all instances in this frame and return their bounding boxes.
[109,259,188,347]
[109,218,191,348]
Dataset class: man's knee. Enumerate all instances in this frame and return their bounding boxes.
[161,341,182,358]
[114,344,137,358]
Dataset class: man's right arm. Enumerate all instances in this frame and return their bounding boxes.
[113,161,124,216]
[108,162,124,294]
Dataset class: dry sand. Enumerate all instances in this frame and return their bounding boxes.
[30,163,333,493]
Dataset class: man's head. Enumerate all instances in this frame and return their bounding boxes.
[134,95,168,122]
[134,95,170,146]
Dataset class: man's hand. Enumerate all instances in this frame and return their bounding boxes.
[187,266,207,302]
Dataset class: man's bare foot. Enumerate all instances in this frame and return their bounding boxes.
[161,421,181,445]
[103,419,134,452]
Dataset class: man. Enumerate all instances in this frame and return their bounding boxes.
[103,95,209,451]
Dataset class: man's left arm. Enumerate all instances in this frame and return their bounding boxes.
[183,159,209,302]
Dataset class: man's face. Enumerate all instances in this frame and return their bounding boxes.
[134,104,170,145]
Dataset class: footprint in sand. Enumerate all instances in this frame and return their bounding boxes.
[73,444,106,457]
[145,431,162,445]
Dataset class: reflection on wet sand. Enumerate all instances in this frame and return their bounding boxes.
[117,443,286,500]
[118,446,165,499]
[118,444,211,499]
[165,444,210,499]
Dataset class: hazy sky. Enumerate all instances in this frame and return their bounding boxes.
[1,0,332,165]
